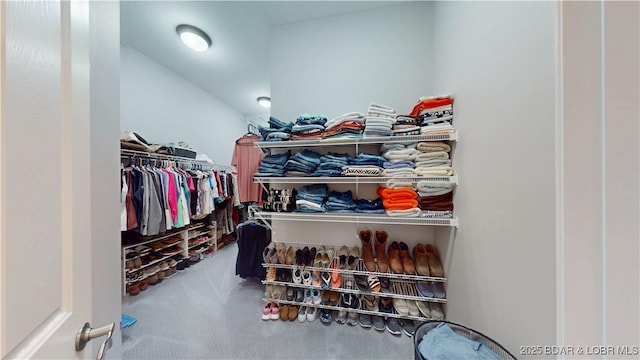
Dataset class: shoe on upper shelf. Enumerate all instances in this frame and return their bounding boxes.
[348,246,360,270]
[429,302,445,320]
[412,244,430,277]
[375,230,388,273]
[359,229,376,272]
[398,242,416,275]
[388,241,403,274]
[425,244,444,277]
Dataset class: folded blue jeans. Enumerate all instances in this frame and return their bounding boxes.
[262,151,290,166]
[269,116,293,130]
[354,209,385,214]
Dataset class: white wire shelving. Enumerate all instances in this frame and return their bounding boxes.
[255,132,458,150]
[253,211,458,227]
[254,175,458,185]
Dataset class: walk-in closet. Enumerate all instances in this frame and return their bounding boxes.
[1,1,638,359]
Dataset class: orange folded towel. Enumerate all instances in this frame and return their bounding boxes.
[377,187,418,201]
[410,97,453,117]
[383,199,419,210]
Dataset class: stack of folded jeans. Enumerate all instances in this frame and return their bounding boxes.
[393,115,421,136]
[325,190,356,212]
[314,152,350,177]
[323,112,366,140]
[380,143,419,163]
[377,187,420,217]
[284,149,322,176]
[365,103,396,137]
[255,151,290,176]
[291,114,327,140]
[354,198,385,214]
[295,184,328,213]
[258,116,294,142]
[341,153,386,176]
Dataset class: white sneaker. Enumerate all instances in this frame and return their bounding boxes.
[306,306,319,322]
[298,306,307,322]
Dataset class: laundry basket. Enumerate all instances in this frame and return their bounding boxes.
[414,320,517,360]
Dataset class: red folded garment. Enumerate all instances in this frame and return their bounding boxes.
[383,199,419,210]
[377,187,418,201]
[418,192,454,211]
[410,97,453,117]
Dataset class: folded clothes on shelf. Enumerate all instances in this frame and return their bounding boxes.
[377,187,419,201]
[349,152,386,166]
[414,159,452,168]
[415,166,454,176]
[417,141,451,153]
[418,191,454,211]
[382,160,415,169]
[382,147,420,162]
[385,179,417,190]
[354,198,385,213]
[421,210,454,218]
[325,190,356,212]
[417,182,454,197]
[324,112,366,130]
[382,168,418,177]
[296,113,327,126]
[386,208,422,217]
[415,151,449,162]
[420,122,455,135]
[410,95,454,118]
[341,165,383,177]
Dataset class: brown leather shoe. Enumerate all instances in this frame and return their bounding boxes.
[388,241,403,274]
[412,244,430,276]
[374,230,388,273]
[359,230,376,271]
[399,242,416,275]
[425,244,444,277]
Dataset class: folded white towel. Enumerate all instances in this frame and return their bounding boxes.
[386,208,421,217]
[418,94,454,102]
[383,148,419,161]
[415,152,449,162]
[385,179,418,190]
[421,122,455,135]
[369,102,396,112]
[417,142,451,153]
[368,109,396,117]
[382,168,418,177]
[417,182,454,196]
[366,117,396,125]
[415,167,454,176]
[414,159,452,168]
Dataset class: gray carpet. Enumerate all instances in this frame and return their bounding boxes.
[122,242,414,359]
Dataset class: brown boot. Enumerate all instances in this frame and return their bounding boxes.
[412,244,430,276]
[399,242,416,275]
[425,244,444,277]
[374,230,388,273]
[388,241,403,274]
[359,230,376,272]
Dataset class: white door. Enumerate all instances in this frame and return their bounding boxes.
[0,1,121,359]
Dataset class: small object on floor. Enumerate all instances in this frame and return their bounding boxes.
[335,309,347,324]
[346,311,359,326]
[297,306,307,322]
[121,314,137,328]
[359,314,372,328]
[306,306,319,322]
[320,309,332,325]
[270,303,280,320]
[398,319,417,337]
[262,302,271,321]
[372,315,385,331]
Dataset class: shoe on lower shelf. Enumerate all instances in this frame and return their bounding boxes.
[432,282,446,299]
[306,306,319,322]
[280,304,289,321]
[297,306,307,323]
[372,315,385,332]
[262,302,272,321]
[393,298,409,316]
[359,314,372,328]
[346,311,359,326]
[385,317,402,336]
[288,305,298,322]
[416,301,431,319]
[335,309,347,324]
[429,302,444,320]
[398,319,417,337]
[406,300,420,317]
[270,303,280,320]
[320,309,333,325]
[416,281,435,298]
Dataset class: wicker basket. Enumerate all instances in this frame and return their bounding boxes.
[414,321,517,360]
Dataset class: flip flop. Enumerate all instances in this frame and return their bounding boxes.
[338,245,349,269]
[330,258,341,289]
[347,246,360,270]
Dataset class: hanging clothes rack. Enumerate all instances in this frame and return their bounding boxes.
[120,149,222,171]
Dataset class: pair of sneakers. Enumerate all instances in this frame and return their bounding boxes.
[261,302,280,320]
[303,289,322,305]
[297,306,319,322]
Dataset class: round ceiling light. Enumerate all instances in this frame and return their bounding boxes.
[176,24,211,52]
[257,96,271,108]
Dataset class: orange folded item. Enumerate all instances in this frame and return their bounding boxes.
[410,97,453,117]
[383,199,419,210]
[377,187,418,200]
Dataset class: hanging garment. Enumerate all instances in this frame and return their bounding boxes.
[232,134,265,203]
[235,220,271,279]
[120,170,128,231]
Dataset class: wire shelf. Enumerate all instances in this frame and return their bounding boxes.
[255,132,458,149]
[253,211,458,227]
[254,175,458,185]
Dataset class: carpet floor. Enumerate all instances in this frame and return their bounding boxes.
[122,242,414,359]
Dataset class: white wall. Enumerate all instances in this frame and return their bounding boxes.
[270,2,434,121]
[269,2,436,247]
[120,46,245,165]
[431,1,557,356]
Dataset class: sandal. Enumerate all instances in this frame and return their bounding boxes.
[338,245,349,269]
[347,246,360,270]
[330,258,342,289]
[368,275,381,292]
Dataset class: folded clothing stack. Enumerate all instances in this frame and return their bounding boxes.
[259,116,294,142]
[255,151,290,176]
[393,115,421,136]
[284,149,322,176]
[322,112,366,141]
[341,165,383,177]
[325,190,356,212]
[380,143,419,163]
[295,184,328,213]
[377,187,420,217]
[414,149,453,176]
[354,198,385,214]
[314,152,350,177]
[365,103,396,137]
[416,182,453,197]
[416,182,454,217]
[418,191,453,211]
[409,95,455,135]
[291,114,327,140]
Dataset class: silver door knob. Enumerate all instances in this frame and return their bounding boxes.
[75,322,115,360]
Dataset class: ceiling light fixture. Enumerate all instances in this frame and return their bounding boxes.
[176,24,211,52]
[257,96,271,108]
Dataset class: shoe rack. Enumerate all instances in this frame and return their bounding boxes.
[122,221,217,296]
[253,131,458,324]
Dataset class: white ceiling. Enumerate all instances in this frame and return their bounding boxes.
[120,1,401,117]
